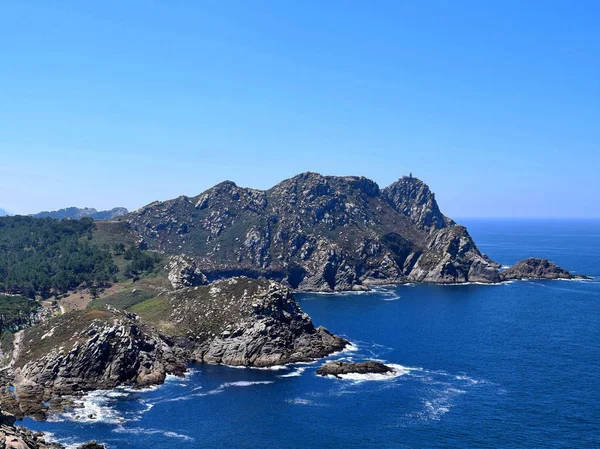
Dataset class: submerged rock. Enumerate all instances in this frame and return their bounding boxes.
[316,361,393,378]
[501,258,591,281]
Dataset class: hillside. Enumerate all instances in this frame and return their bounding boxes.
[126,173,501,290]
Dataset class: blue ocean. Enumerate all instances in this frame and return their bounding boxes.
[23,220,600,448]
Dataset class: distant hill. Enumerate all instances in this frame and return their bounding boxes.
[31,206,128,221]
[0,209,9,217]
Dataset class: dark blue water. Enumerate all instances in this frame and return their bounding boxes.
[23,220,600,448]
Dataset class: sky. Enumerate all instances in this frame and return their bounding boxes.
[1,1,598,218]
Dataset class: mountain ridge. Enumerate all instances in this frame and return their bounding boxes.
[125,172,501,290]
[31,207,128,221]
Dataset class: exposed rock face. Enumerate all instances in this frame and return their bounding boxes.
[156,277,348,367]
[316,361,392,378]
[126,173,500,289]
[0,408,61,448]
[9,308,186,418]
[31,207,128,221]
[408,226,502,283]
[166,255,208,289]
[382,176,454,233]
[501,258,591,281]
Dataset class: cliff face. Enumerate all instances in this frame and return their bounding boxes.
[382,176,455,233]
[127,173,500,290]
[9,308,186,418]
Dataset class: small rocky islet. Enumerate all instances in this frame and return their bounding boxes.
[0,172,590,447]
[316,361,394,378]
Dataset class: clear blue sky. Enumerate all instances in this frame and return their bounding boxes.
[1,1,598,218]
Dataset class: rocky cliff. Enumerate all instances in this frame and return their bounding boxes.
[127,173,500,290]
[3,278,346,418]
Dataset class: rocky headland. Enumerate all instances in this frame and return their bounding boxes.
[1,278,347,420]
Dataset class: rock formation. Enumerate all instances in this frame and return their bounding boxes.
[316,361,393,378]
[3,278,346,418]
[156,277,348,366]
[501,258,591,281]
[1,407,104,448]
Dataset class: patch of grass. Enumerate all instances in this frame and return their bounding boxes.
[90,221,136,248]
[89,288,155,310]
[0,330,14,360]
[129,297,181,335]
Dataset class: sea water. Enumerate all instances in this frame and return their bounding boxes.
[22,219,600,448]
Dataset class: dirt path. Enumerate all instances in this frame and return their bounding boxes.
[7,330,23,370]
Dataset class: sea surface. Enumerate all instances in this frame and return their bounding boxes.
[23,219,600,448]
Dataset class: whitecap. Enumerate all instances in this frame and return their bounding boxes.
[113,426,194,442]
[59,390,125,424]
[278,367,306,378]
[218,380,274,388]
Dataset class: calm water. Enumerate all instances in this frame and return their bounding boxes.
[24,220,600,448]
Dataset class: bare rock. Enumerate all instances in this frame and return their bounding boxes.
[501,258,591,281]
[316,361,393,378]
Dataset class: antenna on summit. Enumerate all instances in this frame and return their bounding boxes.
[409,172,413,178]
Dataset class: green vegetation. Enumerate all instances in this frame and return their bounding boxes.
[0,216,118,298]
[122,247,161,280]
[129,297,179,334]
[0,295,40,332]
[89,288,155,310]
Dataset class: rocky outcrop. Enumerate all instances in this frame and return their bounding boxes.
[501,258,591,281]
[382,176,454,233]
[1,407,88,448]
[154,277,348,367]
[126,173,500,290]
[8,308,186,419]
[166,255,208,289]
[316,361,392,378]
[408,226,502,283]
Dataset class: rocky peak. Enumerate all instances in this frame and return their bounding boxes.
[383,176,454,233]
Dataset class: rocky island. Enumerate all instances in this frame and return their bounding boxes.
[316,361,394,378]
[501,258,591,281]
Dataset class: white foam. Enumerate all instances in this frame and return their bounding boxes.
[381,295,401,301]
[113,426,194,441]
[218,380,274,388]
[278,367,307,378]
[59,390,125,424]
[285,397,323,406]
